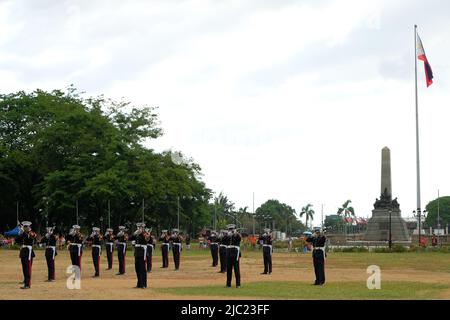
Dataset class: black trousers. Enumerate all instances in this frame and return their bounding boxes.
[45,248,56,280]
[92,247,101,276]
[263,246,272,273]
[313,250,325,284]
[219,246,227,272]
[21,257,33,287]
[134,255,147,288]
[70,247,82,270]
[210,244,219,266]
[117,244,126,274]
[146,246,153,272]
[106,243,114,269]
[172,246,181,269]
[161,245,169,268]
[226,248,240,287]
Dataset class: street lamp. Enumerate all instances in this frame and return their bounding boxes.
[99,216,104,233]
[42,196,49,228]
[413,209,428,246]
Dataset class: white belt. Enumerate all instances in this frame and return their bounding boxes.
[227,245,240,261]
[71,243,83,257]
[47,246,56,260]
[172,243,182,251]
[210,242,218,246]
[117,242,127,254]
[92,244,102,256]
[22,245,33,261]
[106,242,114,252]
[219,244,227,248]
[135,244,147,260]
[313,247,326,260]
[263,244,273,256]
[162,243,170,249]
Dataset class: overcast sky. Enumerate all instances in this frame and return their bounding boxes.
[1,0,450,226]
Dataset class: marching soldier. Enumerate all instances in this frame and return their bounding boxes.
[159,229,170,268]
[86,227,103,277]
[224,224,241,288]
[67,225,84,271]
[207,230,219,267]
[258,228,273,275]
[16,221,36,289]
[171,229,182,270]
[145,228,155,273]
[116,226,128,275]
[306,227,327,286]
[218,230,228,273]
[130,223,148,288]
[40,226,58,281]
[104,228,115,270]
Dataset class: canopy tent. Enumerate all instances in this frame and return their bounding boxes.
[4,225,20,237]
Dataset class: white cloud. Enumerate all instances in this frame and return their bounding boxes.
[1,0,450,227]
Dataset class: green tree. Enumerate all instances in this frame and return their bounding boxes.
[209,192,235,229]
[337,200,355,221]
[425,196,450,228]
[300,204,315,229]
[255,199,304,234]
[0,88,212,235]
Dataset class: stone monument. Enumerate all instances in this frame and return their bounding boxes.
[363,147,410,242]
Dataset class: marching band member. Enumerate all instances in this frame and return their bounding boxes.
[170,229,183,270]
[224,224,241,288]
[145,228,155,273]
[259,228,273,275]
[218,230,228,273]
[207,230,219,267]
[116,226,128,275]
[306,227,327,286]
[159,229,170,268]
[129,223,148,288]
[86,227,103,277]
[104,228,115,270]
[16,221,36,289]
[67,225,84,271]
[40,226,58,281]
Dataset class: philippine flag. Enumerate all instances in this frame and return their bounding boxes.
[416,34,434,87]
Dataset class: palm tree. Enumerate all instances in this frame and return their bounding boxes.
[300,204,315,229]
[337,200,355,233]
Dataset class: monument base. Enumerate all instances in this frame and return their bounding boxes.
[363,209,410,242]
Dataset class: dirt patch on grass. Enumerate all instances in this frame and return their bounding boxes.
[1,249,449,299]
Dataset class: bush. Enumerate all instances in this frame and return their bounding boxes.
[331,246,368,253]
[392,244,408,252]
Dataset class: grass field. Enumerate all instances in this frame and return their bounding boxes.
[1,247,450,299]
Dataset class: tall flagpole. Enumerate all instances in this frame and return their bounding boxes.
[76,199,79,225]
[414,24,422,246]
[252,192,255,235]
[108,200,111,228]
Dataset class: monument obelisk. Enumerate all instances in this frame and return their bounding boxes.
[364,147,410,242]
[381,147,391,198]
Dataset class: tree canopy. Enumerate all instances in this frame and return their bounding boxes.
[425,196,450,228]
[255,199,305,235]
[0,88,211,234]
